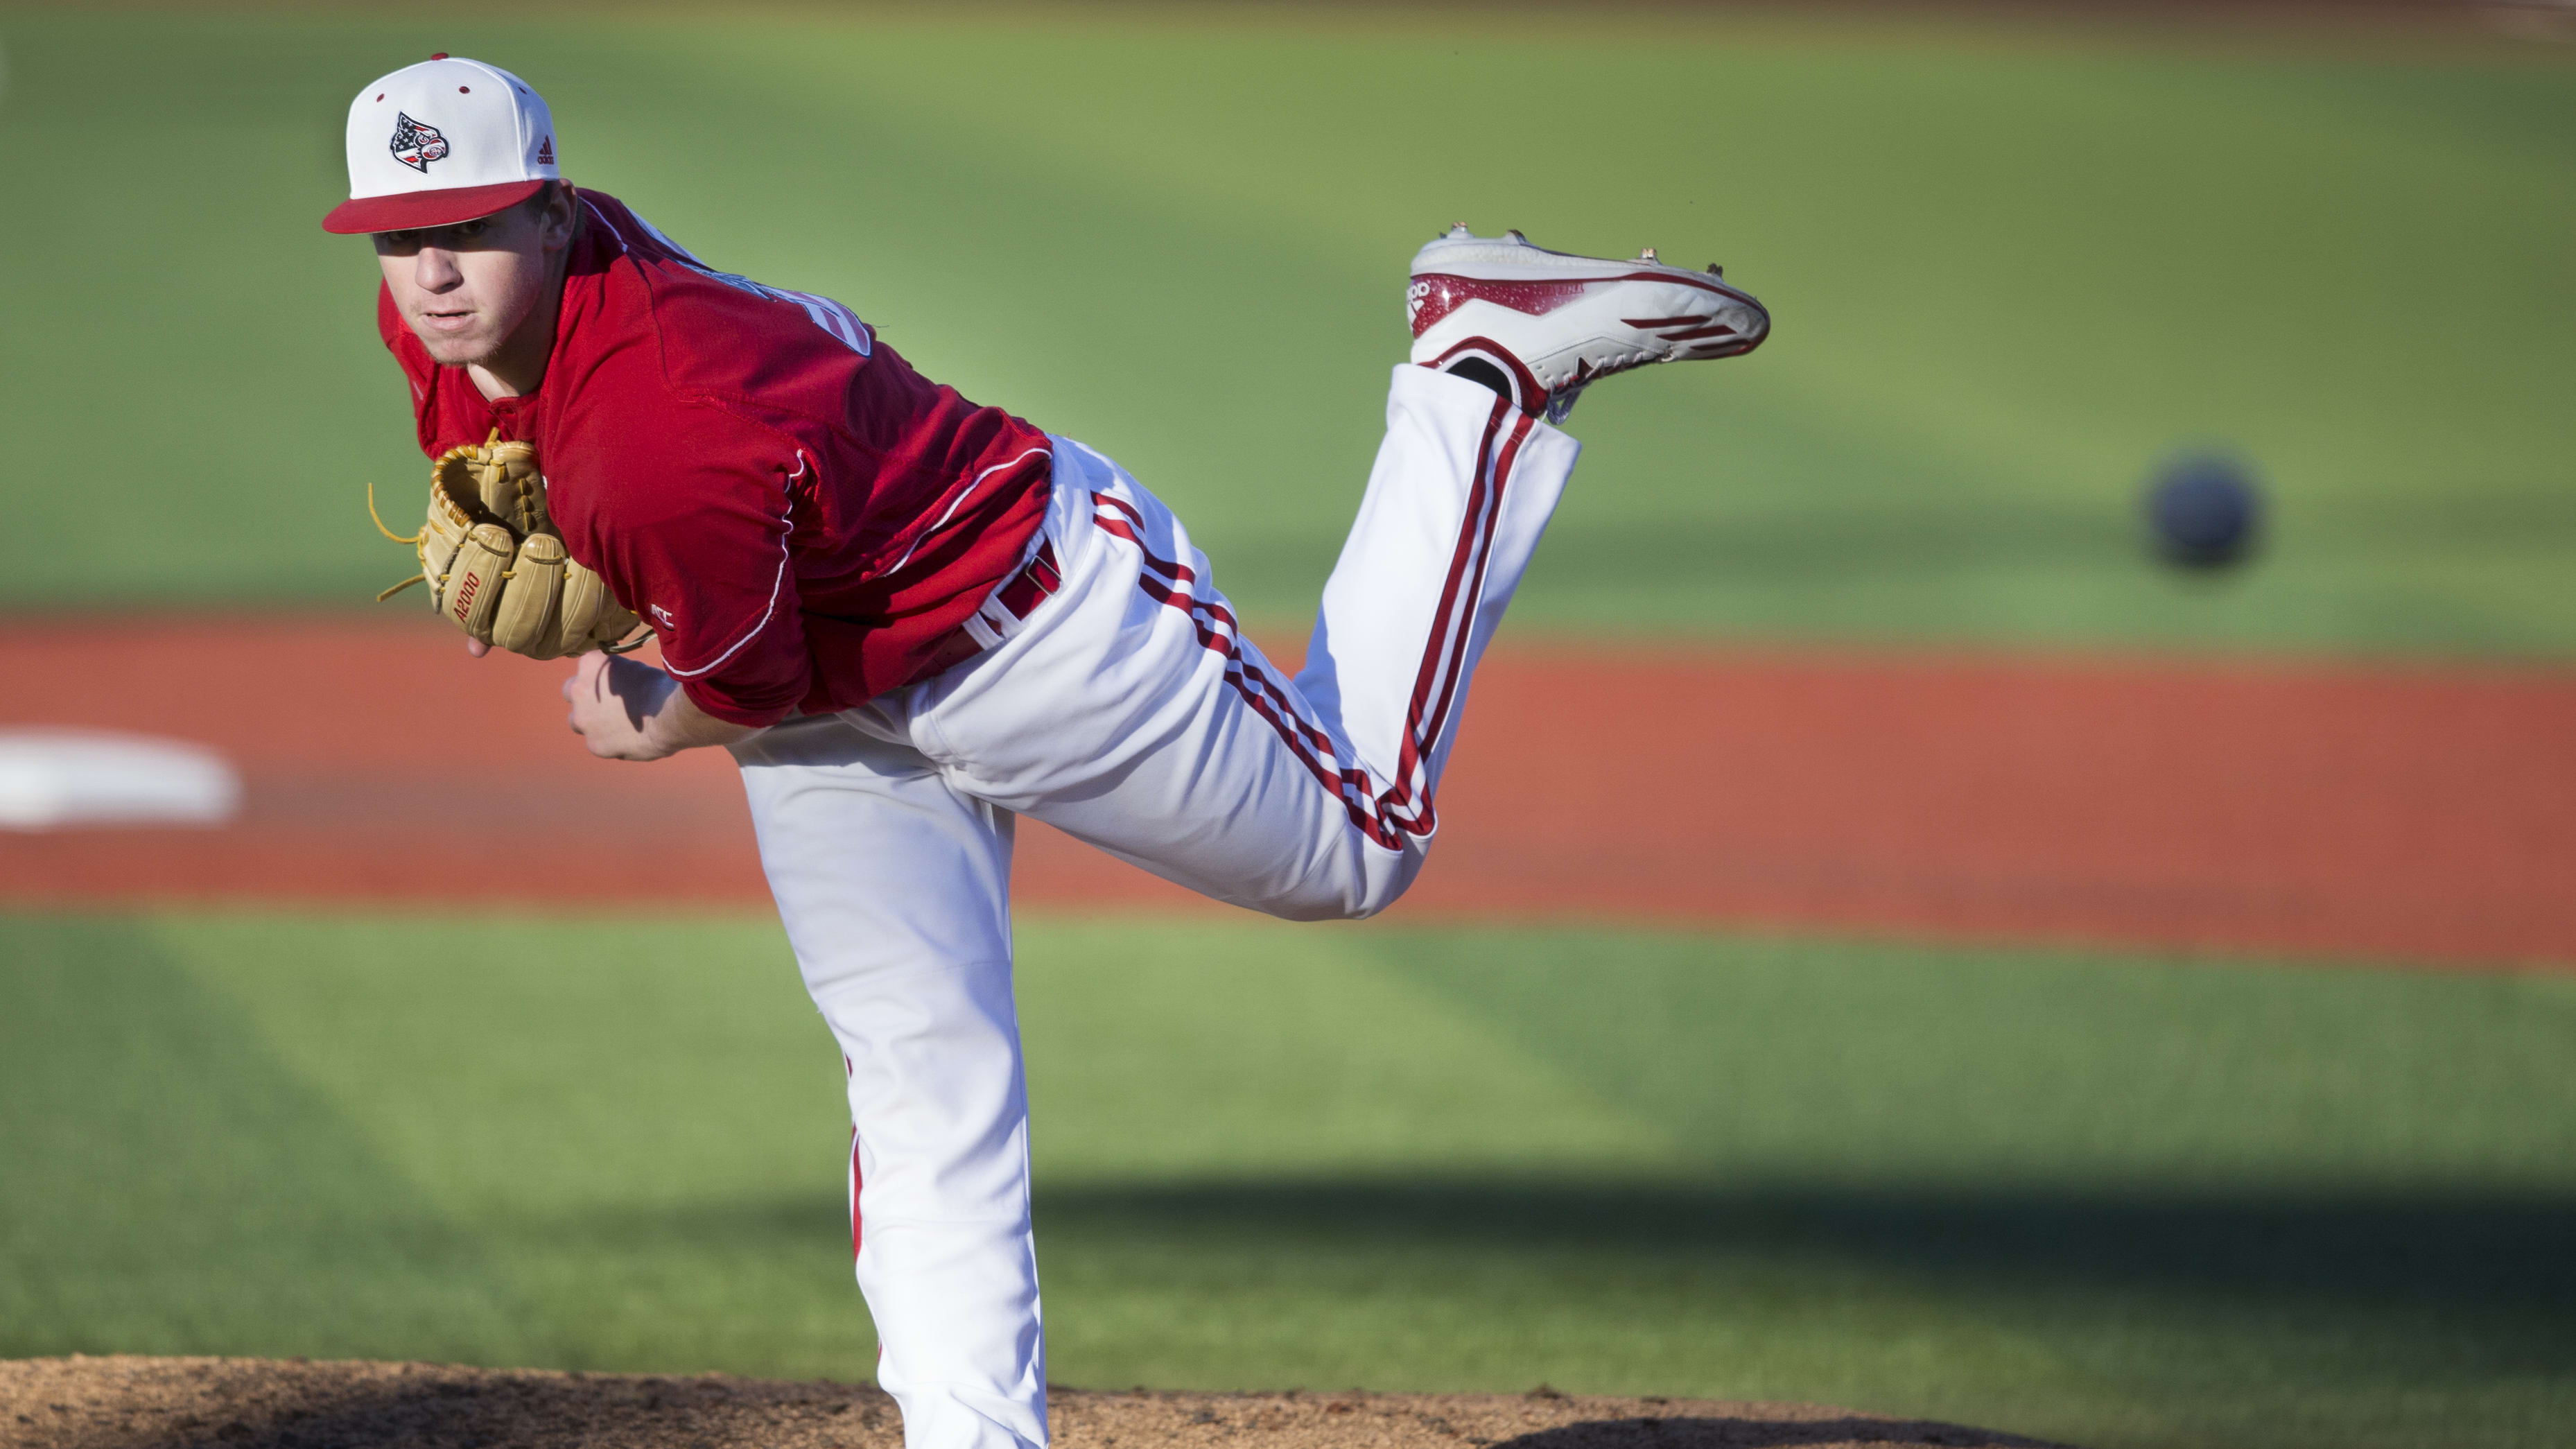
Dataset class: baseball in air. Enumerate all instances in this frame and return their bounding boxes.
[2145,452,2262,569]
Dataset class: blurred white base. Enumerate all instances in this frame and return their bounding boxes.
[0,729,241,830]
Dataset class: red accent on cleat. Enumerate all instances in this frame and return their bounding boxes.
[1408,227,1770,424]
[1409,276,1594,337]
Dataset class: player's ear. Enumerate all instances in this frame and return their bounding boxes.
[537,182,577,252]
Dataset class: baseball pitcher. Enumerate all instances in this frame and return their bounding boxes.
[329,54,1768,1449]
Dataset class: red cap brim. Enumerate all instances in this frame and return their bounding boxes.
[322,180,546,235]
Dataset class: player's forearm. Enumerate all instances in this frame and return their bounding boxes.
[643,674,763,754]
[567,652,760,761]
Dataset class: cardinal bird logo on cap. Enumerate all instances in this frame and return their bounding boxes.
[389,113,451,173]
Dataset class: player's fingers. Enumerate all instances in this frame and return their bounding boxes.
[465,638,490,659]
[564,652,612,736]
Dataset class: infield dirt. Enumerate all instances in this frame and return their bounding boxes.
[4,614,2572,966]
[0,1357,2062,1449]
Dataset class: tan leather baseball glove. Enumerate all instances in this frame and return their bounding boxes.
[371,433,646,660]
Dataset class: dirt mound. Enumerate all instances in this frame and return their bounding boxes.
[0,1357,2060,1449]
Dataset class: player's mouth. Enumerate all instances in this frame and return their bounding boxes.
[419,306,479,335]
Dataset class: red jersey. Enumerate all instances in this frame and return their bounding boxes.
[383,189,1053,726]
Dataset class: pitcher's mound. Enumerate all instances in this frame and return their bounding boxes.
[2,1356,2064,1449]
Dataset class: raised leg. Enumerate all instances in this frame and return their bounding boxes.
[901,364,1580,919]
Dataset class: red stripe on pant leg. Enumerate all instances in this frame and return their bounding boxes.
[1096,505,1406,847]
[844,1055,862,1259]
[1398,394,1508,749]
[1202,601,1411,849]
[1088,451,1540,856]
[1225,398,1508,842]
[1219,640,1408,850]
[1398,406,1533,808]
[1091,501,1463,849]
[1093,508,1204,593]
[1376,394,1511,827]
[1135,573,1384,824]
[1104,508,1386,795]
[1099,510,1383,810]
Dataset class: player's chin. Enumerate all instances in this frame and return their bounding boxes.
[411,322,499,368]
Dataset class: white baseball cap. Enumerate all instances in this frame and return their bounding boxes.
[322,54,561,234]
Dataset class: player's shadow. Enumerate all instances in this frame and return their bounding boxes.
[1012,1178,2576,1384]
[1029,1179,2576,1299]
[634,1179,2576,1330]
[1486,1414,2050,1448]
[629,1176,2576,1387]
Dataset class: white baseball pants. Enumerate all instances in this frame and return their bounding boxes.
[726,365,1580,1449]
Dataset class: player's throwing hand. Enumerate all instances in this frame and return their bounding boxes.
[564,651,754,762]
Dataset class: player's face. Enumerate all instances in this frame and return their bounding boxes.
[373,195,573,370]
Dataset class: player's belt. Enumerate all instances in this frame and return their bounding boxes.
[918,538,1062,678]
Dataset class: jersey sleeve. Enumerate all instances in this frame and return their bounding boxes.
[584,419,815,729]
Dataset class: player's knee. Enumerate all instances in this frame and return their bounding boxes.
[1254,853,1416,922]
[1259,893,1380,923]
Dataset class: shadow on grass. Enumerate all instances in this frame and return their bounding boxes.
[496,1175,2576,1423]
[597,1176,2576,1337]
[1489,1416,2051,1448]
[1023,1178,2576,1313]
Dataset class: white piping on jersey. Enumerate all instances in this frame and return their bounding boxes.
[881,445,1053,576]
[660,495,796,682]
[613,201,873,356]
[580,194,633,250]
[776,290,871,354]
[626,207,699,265]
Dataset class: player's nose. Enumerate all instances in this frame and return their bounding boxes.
[412,247,464,291]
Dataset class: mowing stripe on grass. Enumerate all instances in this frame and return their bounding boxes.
[0,12,2570,656]
[0,917,535,1364]
[8,907,2574,1446]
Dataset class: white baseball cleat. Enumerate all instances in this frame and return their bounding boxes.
[1407,225,1770,424]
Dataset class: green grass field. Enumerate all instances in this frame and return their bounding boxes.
[1,8,2573,651]
[5,9,2575,1449]
[6,910,2575,1449]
